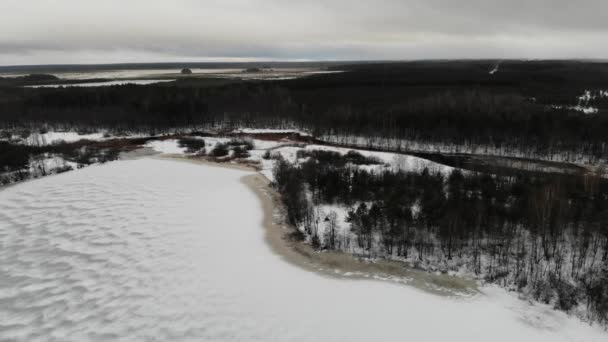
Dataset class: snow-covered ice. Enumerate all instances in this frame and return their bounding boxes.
[3,68,338,83]
[2,69,238,80]
[0,158,605,341]
[25,79,175,88]
[144,139,186,154]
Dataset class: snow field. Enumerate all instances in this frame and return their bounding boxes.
[0,159,605,341]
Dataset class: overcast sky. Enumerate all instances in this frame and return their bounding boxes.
[1,0,607,65]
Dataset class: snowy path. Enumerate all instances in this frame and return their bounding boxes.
[0,158,605,341]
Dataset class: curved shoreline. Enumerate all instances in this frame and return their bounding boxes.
[242,172,478,297]
[150,155,479,296]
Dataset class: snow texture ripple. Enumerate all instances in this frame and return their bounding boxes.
[0,159,605,341]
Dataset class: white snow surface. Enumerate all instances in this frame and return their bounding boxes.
[3,68,339,83]
[29,156,77,173]
[23,131,106,145]
[307,144,455,174]
[202,137,231,152]
[5,131,150,146]
[0,158,605,341]
[25,79,175,88]
[144,139,186,154]
[550,104,599,115]
[551,89,608,115]
[233,128,311,136]
[269,144,455,176]
[489,61,501,75]
[1,69,237,80]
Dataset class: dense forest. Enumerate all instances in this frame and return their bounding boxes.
[2,61,608,163]
[271,149,608,323]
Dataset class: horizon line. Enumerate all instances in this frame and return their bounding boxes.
[2,58,607,70]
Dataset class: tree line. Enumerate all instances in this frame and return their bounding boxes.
[272,150,608,323]
[1,61,608,162]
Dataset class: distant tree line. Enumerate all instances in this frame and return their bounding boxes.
[1,61,608,161]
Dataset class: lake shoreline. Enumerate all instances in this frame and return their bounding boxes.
[157,154,478,296]
[160,154,480,297]
[242,172,479,297]
[0,150,477,296]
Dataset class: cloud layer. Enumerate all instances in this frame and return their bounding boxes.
[1,0,607,65]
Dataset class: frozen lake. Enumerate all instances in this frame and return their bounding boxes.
[0,159,605,341]
[24,79,175,88]
[4,68,342,84]
[1,69,240,80]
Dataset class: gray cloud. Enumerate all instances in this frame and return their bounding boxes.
[1,0,607,65]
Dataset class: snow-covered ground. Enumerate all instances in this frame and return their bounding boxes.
[144,137,235,156]
[232,128,311,136]
[1,69,238,80]
[3,130,149,146]
[551,104,599,115]
[250,144,456,182]
[10,127,591,174]
[144,139,187,154]
[489,61,501,75]
[578,90,608,104]
[303,144,455,175]
[0,158,605,341]
[22,131,107,145]
[549,89,608,115]
[29,155,77,174]
[141,135,457,182]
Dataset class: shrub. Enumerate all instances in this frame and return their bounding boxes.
[19,129,31,139]
[178,137,206,153]
[211,143,229,157]
[311,234,322,250]
[287,230,306,242]
[187,131,213,138]
[232,146,250,159]
[296,149,383,166]
[344,150,382,165]
[297,150,344,166]
[555,282,579,311]
[0,130,12,139]
[584,267,608,323]
[55,165,74,174]
[0,142,32,171]
[98,148,121,163]
[227,138,254,150]
[532,279,554,304]
[77,127,96,134]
